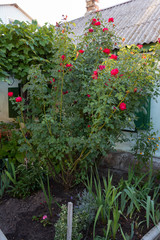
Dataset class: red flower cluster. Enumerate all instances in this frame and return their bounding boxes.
[50,78,55,84]
[99,65,105,70]
[103,28,108,32]
[89,28,94,32]
[78,50,84,53]
[137,44,143,49]
[8,92,13,97]
[94,21,101,26]
[91,18,96,25]
[66,63,73,68]
[61,55,66,61]
[63,90,68,95]
[92,69,98,79]
[15,97,22,102]
[108,18,114,22]
[111,68,119,76]
[103,48,110,54]
[110,54,118,60]
[91,18,101,26]
[119,102,126,111]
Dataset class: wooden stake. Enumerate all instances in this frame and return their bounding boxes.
[67,202,73,240]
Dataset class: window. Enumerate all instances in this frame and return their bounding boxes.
[134,97,151,130]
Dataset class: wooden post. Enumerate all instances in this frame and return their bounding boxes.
[67,202,73,240]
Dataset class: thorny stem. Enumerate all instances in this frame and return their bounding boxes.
[72,79,138,171]
[60,69,65,123]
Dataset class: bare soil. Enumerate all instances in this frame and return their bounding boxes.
[0,169,155,240]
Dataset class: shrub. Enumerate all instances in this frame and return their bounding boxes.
[9,13,160,188]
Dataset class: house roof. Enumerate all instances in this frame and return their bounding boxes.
[69,0,160,46]
[0,3,33,22]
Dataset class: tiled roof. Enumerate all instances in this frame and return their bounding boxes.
[69,0,160,46]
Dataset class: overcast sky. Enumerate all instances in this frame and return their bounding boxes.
[0,0,130,25]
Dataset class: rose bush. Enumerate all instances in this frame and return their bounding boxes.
[9,13,160,188]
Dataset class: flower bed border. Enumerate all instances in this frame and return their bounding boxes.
[141,222,160,240]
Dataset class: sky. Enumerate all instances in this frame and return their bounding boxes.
[0,0,130,26]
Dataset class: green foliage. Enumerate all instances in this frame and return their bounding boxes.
[39,174,53,216]
[55,189,97,240]
[84,168,160,239]
[0,122,25,165]
[8,13,160,188]
[132,126,160,172]
[0,20,56,83]
[0,170,10,198]
[54,204,83,240]
[75,189,97,229]
[6,162,44,198]
[32,214,52,227]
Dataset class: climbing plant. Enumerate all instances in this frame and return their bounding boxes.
[0,20,57,83]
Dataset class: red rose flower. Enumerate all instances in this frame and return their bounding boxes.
[137,44,143,49]
[91,18,97,25]
[8,92,13,97]
[63,91,68,95]
[89,28,94,32]
[119,102,126,111]
[88,125,91,128]
[134,88,137,93]
[108,18,114,22]
[53,78,55,82]
[103,48,111,54]
[103,28,108,32]
[58,70,61,72]
[15,97,22,102]
[110,54,118,60]
[158,38,160,43]
[94,21,101,26]
[92,69,98,79]
[87,94,91,98]
[78,50,84,53]
[99,65,106,70]
[105,83,108,86]
[61,55,66,61]
[66,63,73,67]
[111,68,119,76]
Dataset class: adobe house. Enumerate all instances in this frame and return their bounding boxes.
[68,0,160,161]
[0,4,33,122]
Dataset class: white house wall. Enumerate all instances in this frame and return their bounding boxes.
[0,5,32,24]
[0,79,20,122]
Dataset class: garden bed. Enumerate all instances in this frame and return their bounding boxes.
[0,168,157,240]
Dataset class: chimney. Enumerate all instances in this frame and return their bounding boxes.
[86,0,99,14]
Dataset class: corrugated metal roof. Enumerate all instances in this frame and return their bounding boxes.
[69,0,160,46]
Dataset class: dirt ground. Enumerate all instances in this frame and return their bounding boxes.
[0,168,154,240]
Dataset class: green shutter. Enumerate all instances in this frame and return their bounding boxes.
[8,87,19,118]
[134,97,151,130]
